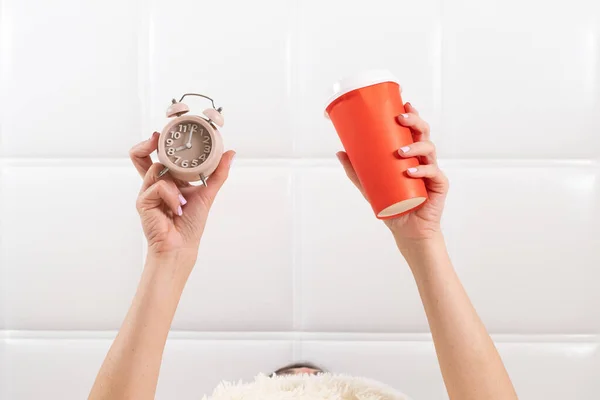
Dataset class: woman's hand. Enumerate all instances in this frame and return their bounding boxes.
[337,102,449,246]
[129,132,235,264]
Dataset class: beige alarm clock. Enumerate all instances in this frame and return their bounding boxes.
[156,93,224,185]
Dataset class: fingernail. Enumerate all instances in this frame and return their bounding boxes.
[408,167,418,174]
[178,194,187,205]
[399,146,410,154]
[400,114,409,119]
[151,131,159,139]
[229,153,236,167]
[177,205,183,216]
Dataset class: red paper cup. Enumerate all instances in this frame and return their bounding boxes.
[325,70,428,219]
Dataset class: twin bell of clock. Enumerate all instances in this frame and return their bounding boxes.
[156,93,225,186]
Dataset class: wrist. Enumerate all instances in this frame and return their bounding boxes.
[394,231,448,272]
[393,229,443,252]
[144,250,196,282]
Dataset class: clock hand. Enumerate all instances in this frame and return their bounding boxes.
[186,126,197,149]
[173,126,197,152]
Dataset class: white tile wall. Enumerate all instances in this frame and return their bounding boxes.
[155,337,293,399]
[293,0,442,157]
[1,0,599,399]
[0,161,143,330]
[145,0,295,157]
[439,0,600,158]
[171,165,294,331]
[0,0,142,157]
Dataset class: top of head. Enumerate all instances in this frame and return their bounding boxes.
[323,69,401,119]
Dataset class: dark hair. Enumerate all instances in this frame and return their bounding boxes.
[271,362,326,377]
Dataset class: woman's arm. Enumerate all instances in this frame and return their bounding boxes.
[399,234,518,400]
[88,132,235,400]
[88,254,191,400]
[337,102,517,399]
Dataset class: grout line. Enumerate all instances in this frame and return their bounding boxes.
[0,157,597,167]
[290,171,300,332]
[136,0,152,140]
[1,330,598,343]
[433,0,443,138]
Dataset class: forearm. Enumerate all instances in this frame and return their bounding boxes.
[398,233,518,400]
[88,254,192,400]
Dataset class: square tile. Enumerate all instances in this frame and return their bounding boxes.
[298,340,446,400]
[441,0,600,158]
[294,0,441,157]
[296,162,600,334]
[0,338,292,400]
[496,341,600,399]
[0,0,141,157]
[0,163,143,329]
[295,166,430,332]
[171,165,294,331]
[442,162,600,333]
[157,339,293,399]
[147,0,294,158]
[0,338,112,400]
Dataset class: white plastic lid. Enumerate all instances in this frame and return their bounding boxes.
[324,69,400,119]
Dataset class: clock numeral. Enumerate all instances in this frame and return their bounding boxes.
[171,131,181,139]
[178,124,188,133]
[166,138,174,146]
[167,147,175,155]
[202,135,210,144]
[199,154,207,162]
[191,159,199,167]
[204,145,211,153]
[174,156,181,164]
[181,160,189,168]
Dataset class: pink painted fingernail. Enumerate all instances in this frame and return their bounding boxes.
[408,167,418,174]
[178,194,187,205]
[400,146,410,153]
[177,205,183,216]
[151,131,159,139]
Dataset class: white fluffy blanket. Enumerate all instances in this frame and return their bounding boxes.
[201,373,412,400]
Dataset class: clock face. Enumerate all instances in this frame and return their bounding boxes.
[164,121,213,169]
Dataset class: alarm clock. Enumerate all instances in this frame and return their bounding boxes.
[156,93,224,186]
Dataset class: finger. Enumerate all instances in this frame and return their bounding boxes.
[336,151,365,196]
[196,150,236,199]
[136,179,184,217]
[140,162,168,193]
[139,160,191,191]
[130,132,160,177]
[406,165,449,194]
[396,113,430,141]
[397,140,437,165]
[404,102,419,116]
